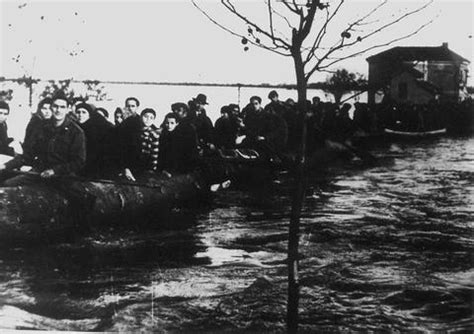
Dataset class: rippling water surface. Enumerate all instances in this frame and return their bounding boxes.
[0,137,473,331]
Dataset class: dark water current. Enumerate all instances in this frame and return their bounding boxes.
[0,137,472,332]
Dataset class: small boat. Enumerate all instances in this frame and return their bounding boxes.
[384,128,447,138]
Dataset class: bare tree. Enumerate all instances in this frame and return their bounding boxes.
[191,0,432,331]
[39,79,76,101]
[322,68,367,104]
[0,89,13,102]
[83,80,109,102]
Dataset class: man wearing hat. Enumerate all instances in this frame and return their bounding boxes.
[190,93,214,151]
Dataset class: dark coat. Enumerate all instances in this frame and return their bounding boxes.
[116,114,141,170]
[243,109,288,152]
[0,122,14,156]
[159,118,199,173]
[191,111,214,146]
[158,129,178,172]
[78,111,113,176]
[214,116,239,149]
[23,114,44,151]
[6,118,86,175]
[264,101,286,117]
[100,115,141,175]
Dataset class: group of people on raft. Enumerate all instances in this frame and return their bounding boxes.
[0,90,365,186]
[350,98,474,133]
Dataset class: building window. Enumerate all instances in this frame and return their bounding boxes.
[398,82,408,99]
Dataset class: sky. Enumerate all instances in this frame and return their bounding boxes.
[1,0,473,85]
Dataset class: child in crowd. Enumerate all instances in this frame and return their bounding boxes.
[122,108,160,181]
[158,112,179,174]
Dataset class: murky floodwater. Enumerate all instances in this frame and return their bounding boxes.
[0,136,472,332]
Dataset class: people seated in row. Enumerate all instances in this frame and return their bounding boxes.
[0,89,374,185]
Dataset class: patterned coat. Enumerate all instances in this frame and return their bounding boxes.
[139,126,160,171]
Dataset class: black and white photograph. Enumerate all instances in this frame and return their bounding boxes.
[0,0,473,332]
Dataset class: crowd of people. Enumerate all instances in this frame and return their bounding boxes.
[0,90,472,186]
[351,99,474,133]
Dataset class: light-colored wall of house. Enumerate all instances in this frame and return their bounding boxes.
[390,72,434,104]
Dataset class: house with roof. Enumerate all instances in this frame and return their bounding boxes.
[366,43,470,104]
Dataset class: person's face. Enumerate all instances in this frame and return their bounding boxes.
[270,96,278,103]
[115,113,123,125]
[141,112,155,127]
[194,103,204,115]
[125,100,139,114]
[165,117,178,132]
[231,107,240,116]
[39,103,52,120]
[176,107,187,120]
[51,99,69,122]
[221,112,229,119]
[251,99,261,111]
[75,107,90,124]
[0,108,9,124]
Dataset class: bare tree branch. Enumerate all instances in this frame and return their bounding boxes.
[221,0,291,49]
[279,0,300,15]
[191,0,291,56]
[352,0,433,46]
[318,18,433,70]
[265,0,295,29]
[346,0,389,32]
[304,0,345,64]
[268,0,276,40]
[304,0,433,80]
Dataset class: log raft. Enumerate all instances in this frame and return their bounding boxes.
[0,144,366,243]
[0,173,208,242]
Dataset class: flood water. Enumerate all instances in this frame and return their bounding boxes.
[0,136,472,332]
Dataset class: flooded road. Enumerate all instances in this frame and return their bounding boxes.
[0,136,472,331]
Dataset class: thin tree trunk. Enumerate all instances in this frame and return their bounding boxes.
[287,50,308,333]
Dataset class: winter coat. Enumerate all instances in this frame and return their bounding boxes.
[214,116,240,149]
[6,118,86,175]
[0,122,14,156]
[78,111,113,176]
[159,118,199,173]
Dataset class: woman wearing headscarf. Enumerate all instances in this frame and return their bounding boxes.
[74,102,113,177]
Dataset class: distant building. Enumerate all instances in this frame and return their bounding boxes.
[366,43,470,104]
